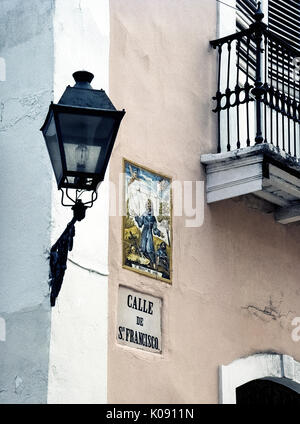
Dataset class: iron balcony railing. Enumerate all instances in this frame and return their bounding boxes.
[211,3,300,158]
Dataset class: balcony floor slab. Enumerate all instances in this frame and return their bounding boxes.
[201,144,300,224]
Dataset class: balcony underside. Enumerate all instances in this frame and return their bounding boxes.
[201,144,300,224]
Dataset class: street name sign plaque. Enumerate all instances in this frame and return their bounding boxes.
[117,286,162,353]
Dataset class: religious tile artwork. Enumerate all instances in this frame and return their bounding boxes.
[123,159,172,283]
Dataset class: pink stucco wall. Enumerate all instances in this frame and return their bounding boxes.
[108,0,300,403]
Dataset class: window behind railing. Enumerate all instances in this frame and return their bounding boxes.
[237,0,300,49]
[236,1,300,87]
[268,0,300,91]
[237,0,257,31]
[211,4,300,156]
[268,0,300,52]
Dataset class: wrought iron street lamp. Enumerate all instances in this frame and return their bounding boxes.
[41,71,125,306]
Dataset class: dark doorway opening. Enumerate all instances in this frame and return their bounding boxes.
[236,379,300,405]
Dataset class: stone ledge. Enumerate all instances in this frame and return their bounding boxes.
[201,145,300,224]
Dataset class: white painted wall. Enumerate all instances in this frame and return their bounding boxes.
[47,0,110,404]
[0,0,53,404]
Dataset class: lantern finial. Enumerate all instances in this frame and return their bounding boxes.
[72,70,94,88]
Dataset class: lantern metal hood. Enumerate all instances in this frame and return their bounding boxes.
[41,71,125,307]
[41,70,125,192]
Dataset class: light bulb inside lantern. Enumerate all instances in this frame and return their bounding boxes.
[75,144,89,170]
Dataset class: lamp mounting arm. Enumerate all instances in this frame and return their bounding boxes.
[60,188,98,208]
[49,199,87,307]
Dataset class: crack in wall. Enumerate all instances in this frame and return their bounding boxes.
[0,89,51,132]
[242,296,294,325]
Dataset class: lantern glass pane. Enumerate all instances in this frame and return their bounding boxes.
[43,113,63,184]
[57,112,116,175]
